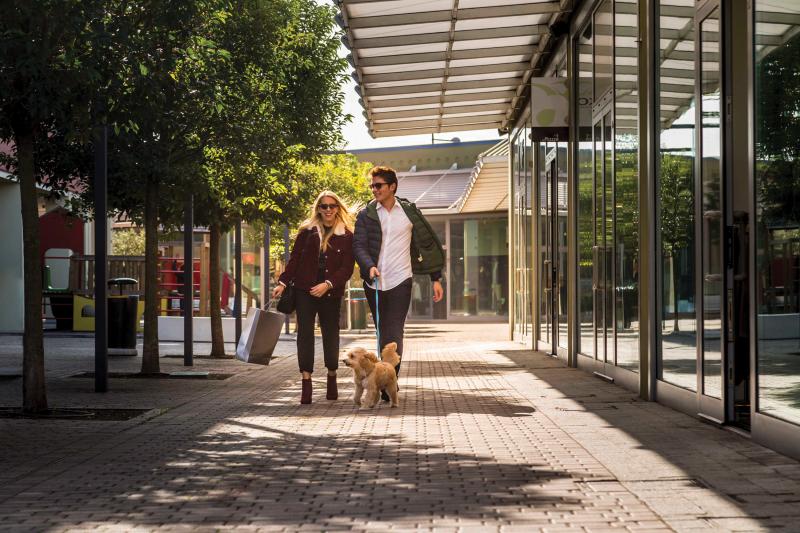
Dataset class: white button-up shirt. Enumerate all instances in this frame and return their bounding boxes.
[370,200,413,291]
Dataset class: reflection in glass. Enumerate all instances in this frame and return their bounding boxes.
[594,0,613,101]
[512,131,523,335]
[594,120,604,361]
[450,219,508,317]
[700,10,722,399]
[657,1,697,391]
[604,113,614,364]
[557,142,569,349]
[525,127,534,333]
[539,143,552,345]
[614,0,640,371]
[577,23,595,358]
[411,274,431,317]
[755,0,800,425]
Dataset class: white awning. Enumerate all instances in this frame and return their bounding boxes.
[337,0,571,138]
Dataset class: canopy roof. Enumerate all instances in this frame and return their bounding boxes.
[337,0,570,138]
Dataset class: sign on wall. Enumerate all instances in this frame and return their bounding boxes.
[529,77,569,142]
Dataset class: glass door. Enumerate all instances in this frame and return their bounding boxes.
[696,1,726,422]
[592,110,614,364]
[538,146,554,352]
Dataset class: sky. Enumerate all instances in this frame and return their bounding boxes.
[318,0,502,150]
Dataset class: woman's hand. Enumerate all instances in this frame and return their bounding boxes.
[271,284,285,299]
[309,282,330,297]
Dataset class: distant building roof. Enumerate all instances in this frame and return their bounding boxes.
[397,167,473,211]
[458,140,509,214]
[346,139,499,172]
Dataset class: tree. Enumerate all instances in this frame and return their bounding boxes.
[190,0,352,357]
[98,0,232,373]
[0,1,109,412]
[659,154,694,332]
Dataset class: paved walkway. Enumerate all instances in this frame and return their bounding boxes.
[1,324,799,532]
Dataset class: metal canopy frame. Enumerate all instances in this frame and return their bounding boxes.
[337,0,573,138]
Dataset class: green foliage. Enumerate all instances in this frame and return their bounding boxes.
[111,228,146,256]
[267,152,373,250]
[285,153,373,223]
[0,1,108,188]
[192,0,352,234]
[756,32,800,229]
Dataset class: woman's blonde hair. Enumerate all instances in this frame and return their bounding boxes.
[298,191,355,252]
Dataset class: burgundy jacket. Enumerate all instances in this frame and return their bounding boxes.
[278,224,354,299]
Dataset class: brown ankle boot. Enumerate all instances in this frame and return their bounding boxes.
[326,374,338,400]
[300,378,312,404]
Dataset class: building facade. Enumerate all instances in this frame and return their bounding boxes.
[338,0,800,459]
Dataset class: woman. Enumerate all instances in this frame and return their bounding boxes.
[272,191,355,404]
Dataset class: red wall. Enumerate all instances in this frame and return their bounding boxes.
[40,207,84,263]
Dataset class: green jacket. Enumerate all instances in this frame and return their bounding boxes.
[353,197,445,282]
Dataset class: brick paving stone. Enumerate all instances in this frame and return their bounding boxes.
[1,325,800,531]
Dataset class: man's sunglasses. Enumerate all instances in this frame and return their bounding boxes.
[318,203,339,211]
[369,182,389,190]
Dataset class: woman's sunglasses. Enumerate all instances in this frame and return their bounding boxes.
[318,203,339,211]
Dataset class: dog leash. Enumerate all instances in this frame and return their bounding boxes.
[372,276,381,358]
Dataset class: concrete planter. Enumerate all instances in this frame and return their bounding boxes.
[158,316,237,342]
[757,313,800,340]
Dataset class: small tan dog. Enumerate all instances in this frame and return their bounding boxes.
[342,342,401,408]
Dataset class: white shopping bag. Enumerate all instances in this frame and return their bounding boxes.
[236,306,284,365]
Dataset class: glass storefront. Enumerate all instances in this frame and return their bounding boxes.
[500,0,800,455]
[572,0,640,371]
[754,0,800,426]
[614,0,640,371]
[512,125,533,341]
[450,218,508,317]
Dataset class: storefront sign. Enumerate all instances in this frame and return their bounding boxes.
[529,77,569,142]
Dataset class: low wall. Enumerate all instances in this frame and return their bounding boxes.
[158,316,239,342]
[758,313,800,340]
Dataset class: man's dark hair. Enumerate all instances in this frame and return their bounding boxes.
[369,165,398,189]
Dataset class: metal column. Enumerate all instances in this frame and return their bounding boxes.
[183,194,193,366]
[94,125,108,393]
[234,219,243,345]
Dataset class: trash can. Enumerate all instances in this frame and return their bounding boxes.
[348,287,367,330]
[108,278,139,355]
[338,296,348,330]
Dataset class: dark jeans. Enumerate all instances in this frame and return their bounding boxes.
[295,290,342,374]
[364,277,412,377]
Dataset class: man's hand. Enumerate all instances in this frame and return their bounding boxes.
[369,267,380,280]
[309,283,330,298]
[271,284,285,299]
[432,280,443,302]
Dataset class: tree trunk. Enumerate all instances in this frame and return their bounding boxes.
[141,178,161,373]
[16,125,47,412]
[209,223,225,357]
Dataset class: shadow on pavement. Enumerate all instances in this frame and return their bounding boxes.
[492,348,800,529]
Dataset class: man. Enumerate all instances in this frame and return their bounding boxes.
[354,166,444,400]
